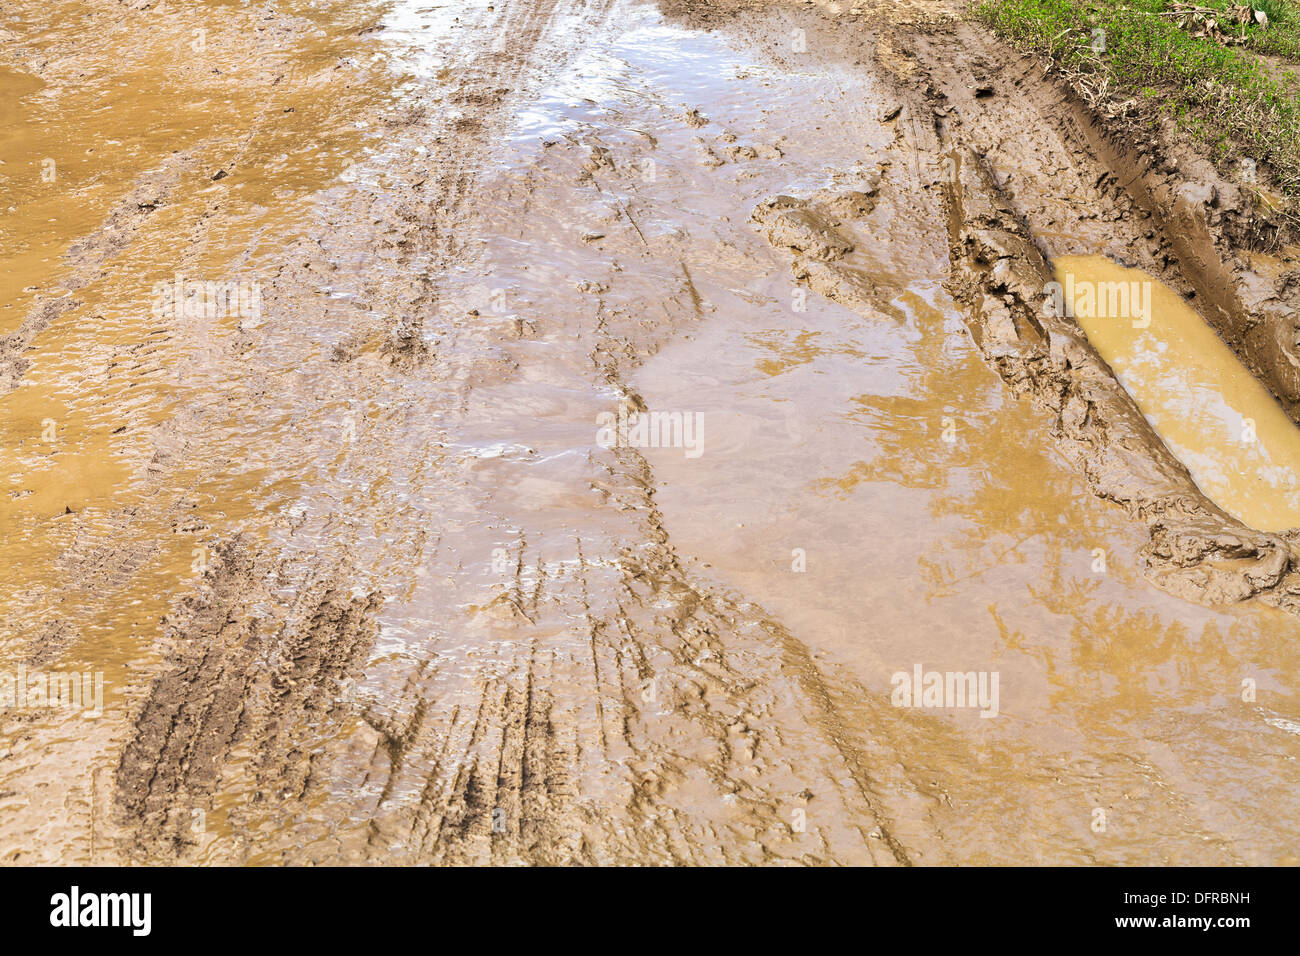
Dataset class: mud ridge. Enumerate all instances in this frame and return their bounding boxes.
[899,20,1300,433]
[909,17,1300,428]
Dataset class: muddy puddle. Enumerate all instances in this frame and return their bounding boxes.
[1,0,1299,865]
[1057,255,1300,533]
[637,248,1300,862]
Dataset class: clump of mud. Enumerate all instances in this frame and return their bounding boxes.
[750,184,908,319]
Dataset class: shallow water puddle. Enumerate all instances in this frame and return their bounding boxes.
[637,248,1300,861]
[1056,254,1300,532]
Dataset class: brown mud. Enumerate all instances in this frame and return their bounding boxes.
[1,0,1299,865]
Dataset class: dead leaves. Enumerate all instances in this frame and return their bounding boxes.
[1163,3,1269,46]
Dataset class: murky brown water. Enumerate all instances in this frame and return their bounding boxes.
[1059,254,1300,533]
[1,0,1298,865]
[638,229,1300,862]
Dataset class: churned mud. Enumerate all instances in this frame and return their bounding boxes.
[2,0,1300,865]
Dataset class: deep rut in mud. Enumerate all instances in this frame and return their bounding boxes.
[2,0,1300,865]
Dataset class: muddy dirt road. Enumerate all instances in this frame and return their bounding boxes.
[2,0,1300,865]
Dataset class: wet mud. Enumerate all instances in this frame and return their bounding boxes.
[1,0,1299,865]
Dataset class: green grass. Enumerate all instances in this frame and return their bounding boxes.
[974,0,1300,201]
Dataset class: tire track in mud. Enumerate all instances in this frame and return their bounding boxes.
[114,540,381,859]
[125,0,1258,866]
[394,1,1300,866]
[0,0,413,863]
[724,8,1298,861]
[104,0,628,863]
[890,22,1300,616]
[106,0,954,865]
[337,452,915,866]
[938,147,1299,610]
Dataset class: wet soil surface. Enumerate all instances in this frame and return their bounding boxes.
[2,0,1299,865]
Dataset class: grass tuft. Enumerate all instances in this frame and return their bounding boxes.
[974,0,1300,201]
